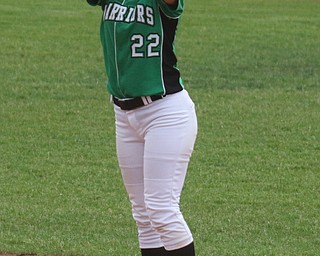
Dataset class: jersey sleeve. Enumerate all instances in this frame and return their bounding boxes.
[158,0,184,19]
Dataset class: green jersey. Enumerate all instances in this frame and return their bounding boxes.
[99,0,184,99]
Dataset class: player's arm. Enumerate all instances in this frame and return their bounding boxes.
[86,0,104,6]
[86,0,106,10]
[159,0,182,17]
[87,0,99,5]
[164,0,178,5]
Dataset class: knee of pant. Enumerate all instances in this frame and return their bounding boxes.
[133,213,150,228]
[145,203,180,230]
[132,207,151,227]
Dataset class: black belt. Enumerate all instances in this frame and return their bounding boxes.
[113,95,164,110]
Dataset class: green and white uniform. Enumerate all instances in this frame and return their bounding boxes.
[86,1,197,253]
[98,0,184,99]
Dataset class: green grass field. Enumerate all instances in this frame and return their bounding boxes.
[1,0,319,255]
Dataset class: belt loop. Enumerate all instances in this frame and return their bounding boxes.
[141,96,153,105]
[141,96,148,105]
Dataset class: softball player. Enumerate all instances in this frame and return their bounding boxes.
[86,0,197,255]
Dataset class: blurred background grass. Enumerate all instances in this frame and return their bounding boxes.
[0,0,319,255]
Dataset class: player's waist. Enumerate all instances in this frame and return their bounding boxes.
[112,95,164,111]
[112,89,183,111]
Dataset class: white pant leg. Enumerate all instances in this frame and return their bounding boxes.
[142,91,197,250]
[115,108,163,249]
[115,90,198,250]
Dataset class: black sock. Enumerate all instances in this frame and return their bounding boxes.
[166,242,195,256]
[141,247,167,256]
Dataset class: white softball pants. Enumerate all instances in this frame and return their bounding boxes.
[114,90,198,251]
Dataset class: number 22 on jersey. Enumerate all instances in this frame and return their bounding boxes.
[131,34,160,58]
